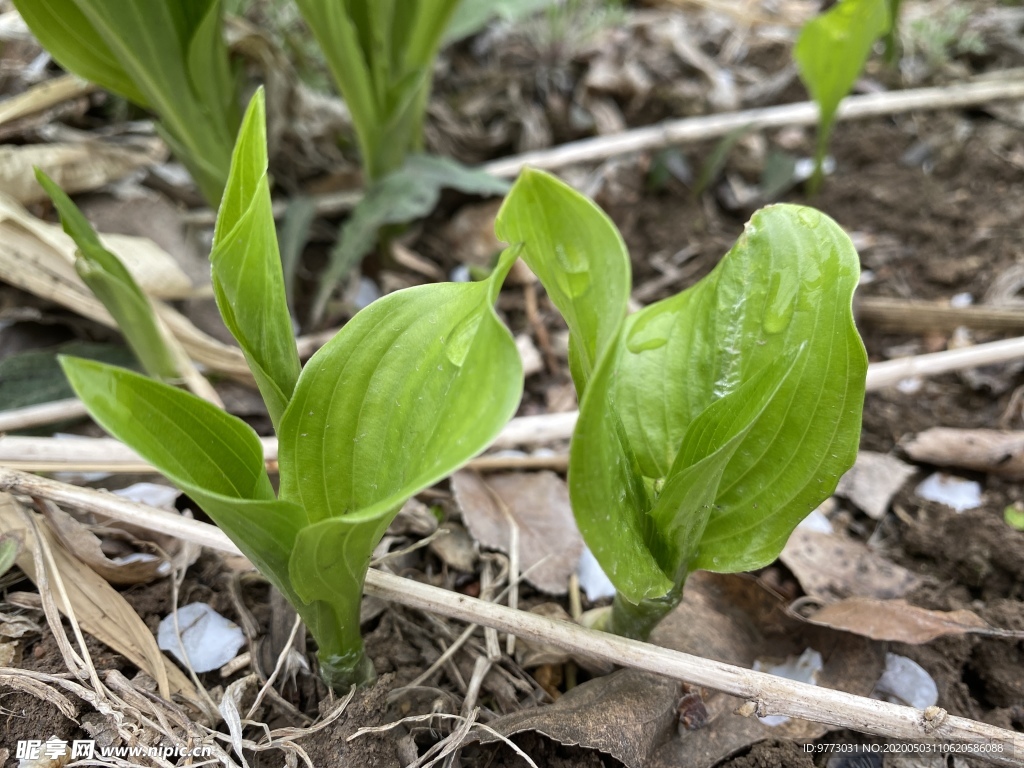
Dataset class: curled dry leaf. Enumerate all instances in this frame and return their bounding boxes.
[482,668,681,768]
[0,139,166,205]
[453,470,583,595]
[836,450,916,519]
[0,609,40,639]
[0,493,196,701]
[903,427,1024,480]
[800,597,1024,644]
[780,527,924,601]
[42,503,169,585]
[648,572,884,768]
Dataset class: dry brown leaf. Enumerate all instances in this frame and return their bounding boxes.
[483,668,681,768]
[836,451,917,519]
[0,191,250,379]
[0,493,196,701]
[453,470,583,595]
[801,598,1024,644]
[780,527,924,601]
[0,140,165,205]
[43,503,168,585]
[0,190,192,298]
[648,572,884,768]
[0,609,40,639]
[903,427,1024,480]
[0,640,16,666]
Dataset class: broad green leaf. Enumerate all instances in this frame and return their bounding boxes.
[311,154,510,324]
[187,0,240,140]
[0,533,21,578]
[280,248,523,524]
[58,357,308,608]
[11,0,148,106]
[495,167,630,393]
[0,342,133,413]
[497,169,666,602]
[647,348,802,580]
[35,170,178,381]
[795,0,889,190]
[613,205,867,572]
[211,89,300,430]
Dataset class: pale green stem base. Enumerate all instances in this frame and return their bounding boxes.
[318,646,377,691]
[605,587,684,642]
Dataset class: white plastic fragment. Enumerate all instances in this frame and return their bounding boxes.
[158,602,246,673]
[915,472,982,513]
[577,546,616,602]
[897,377,923,394]
[873,652,938,710]
[753,648,824,726]
[113,482,180,509]
[354,276,381,310]
[798,507,834,534]
[950,292,973,308]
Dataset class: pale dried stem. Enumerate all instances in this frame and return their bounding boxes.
[3,470,1021,765]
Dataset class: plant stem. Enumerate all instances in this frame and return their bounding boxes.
[303,601,377,691]
[606,587,684,641]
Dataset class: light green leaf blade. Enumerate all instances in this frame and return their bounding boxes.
[613,205,866,572]
[568,347,674,603]
[495,168,630,392]
[0,533,21,578]
[186,0,239,147]
[496,168,663,602]
[312,154,509,324]
[12,0,148,106]
[294,0,379,177]
[795,0,889,187]
[647,348,802,580]
[58,357,306,604]
[35,170,178,380]
[280,250,523,524]
[211,89,301,430]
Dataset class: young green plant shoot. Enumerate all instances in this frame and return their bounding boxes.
[14,0,239,204]
[497,170,867,640]
[59,90,523,690]
[794,0,889,194]
[296,0,511,324]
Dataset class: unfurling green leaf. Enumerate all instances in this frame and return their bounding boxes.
[211,89,300,430]
[35,169,178,381]
[498,169,866,639]
[795,0,889,192]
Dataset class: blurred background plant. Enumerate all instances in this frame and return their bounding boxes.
[13,0,241,205]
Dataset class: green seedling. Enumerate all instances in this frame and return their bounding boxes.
[497,170,866,640]
[15,0,239,204]
[297,0,512,324]
[34,170,179,382]
[60,90,524,689]
[794,0,889,194]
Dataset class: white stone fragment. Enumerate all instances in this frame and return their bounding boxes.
[873,653,938,710]
[577,546,616,602]
[114,482,180,509]
[753,648,824,726]
[915,472,982,513]
[158,602,245,673]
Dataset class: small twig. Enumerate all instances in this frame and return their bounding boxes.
[245,613,304,721]
[3,472,1021,764]
[856,297,1024,334]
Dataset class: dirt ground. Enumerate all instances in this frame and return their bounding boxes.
[2,0,1024,766]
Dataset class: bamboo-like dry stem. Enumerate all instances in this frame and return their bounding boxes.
[1,468,1021,765]
[857,297,1024,334]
